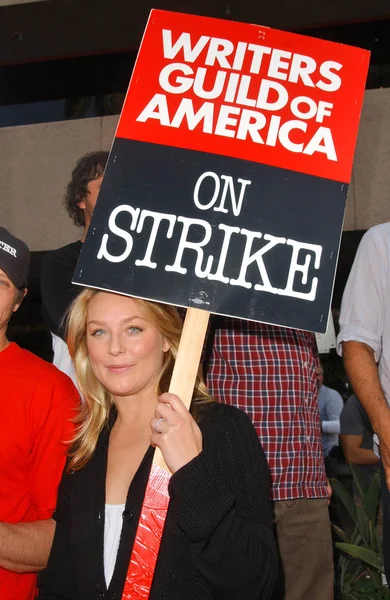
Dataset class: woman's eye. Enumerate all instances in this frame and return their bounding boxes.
[91,329,105,337]
[128,326,142,335]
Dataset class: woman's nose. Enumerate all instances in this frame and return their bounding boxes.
[108,333,125,355]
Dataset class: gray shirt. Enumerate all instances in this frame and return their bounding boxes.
[340,394,379,485]
[337,222,390,405]
[340,394,374,449]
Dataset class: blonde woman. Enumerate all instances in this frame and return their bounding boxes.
[38,289,277,600]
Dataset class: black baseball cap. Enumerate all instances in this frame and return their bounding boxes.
[0,227,30,289]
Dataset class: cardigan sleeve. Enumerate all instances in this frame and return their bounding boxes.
[37,467,77,600]
[168,405,278,600]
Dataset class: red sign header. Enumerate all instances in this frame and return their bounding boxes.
[116,10,370,183]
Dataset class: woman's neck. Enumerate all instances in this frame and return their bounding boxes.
[113,390,158,430]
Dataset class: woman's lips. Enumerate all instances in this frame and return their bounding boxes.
[106,364,134,373]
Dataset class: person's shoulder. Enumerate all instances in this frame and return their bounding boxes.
[344,393,358,407]
[199,401,256,431]
[42,240,82,267]
[199,403,266,466]
[360,223,390,250]
[15,343,50,369]
[319,385,329,397]
[367,222,390,237]
[326,385,343,401]
[341,395,361,425]
[344,394,363,415]
[13,344,77,391]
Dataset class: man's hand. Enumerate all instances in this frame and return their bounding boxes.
[326,479,332,505]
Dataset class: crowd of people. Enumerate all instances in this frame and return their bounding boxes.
[1,150,388,600]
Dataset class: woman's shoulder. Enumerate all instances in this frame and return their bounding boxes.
[198,401,257,436]
[197,402,267,475]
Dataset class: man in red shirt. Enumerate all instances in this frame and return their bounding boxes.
[0,227,79,600]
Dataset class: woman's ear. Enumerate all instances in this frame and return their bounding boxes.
[162,337,171,353]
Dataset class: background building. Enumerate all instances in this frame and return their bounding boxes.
[1,0,389,358]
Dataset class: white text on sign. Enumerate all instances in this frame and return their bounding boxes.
[97,170,323,302]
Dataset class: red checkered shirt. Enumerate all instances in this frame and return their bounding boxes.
[204,317,327,502]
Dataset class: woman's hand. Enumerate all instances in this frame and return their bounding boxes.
[150,393,203,474]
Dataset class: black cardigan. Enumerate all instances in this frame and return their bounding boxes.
[38,402,277,599]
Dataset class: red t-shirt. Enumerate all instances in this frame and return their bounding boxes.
[0,342,79,600]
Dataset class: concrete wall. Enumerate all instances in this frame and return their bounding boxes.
[0,116,119,251]
[1,88,390,251]
[344,88,390,230]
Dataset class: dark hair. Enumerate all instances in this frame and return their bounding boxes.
[64,151,109,227]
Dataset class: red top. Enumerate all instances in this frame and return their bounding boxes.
[0,343,79,600]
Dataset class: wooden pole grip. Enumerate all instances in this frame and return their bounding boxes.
[153,307,210,472]
[168,307,210,407]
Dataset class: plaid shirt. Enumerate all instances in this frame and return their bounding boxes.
[204,317,327,502]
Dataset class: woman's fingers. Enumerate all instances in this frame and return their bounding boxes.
[149,394,202,473]
[150,416,167,435]
[154,393,191,423]
[158,392,189,415]
[154,400,174,422]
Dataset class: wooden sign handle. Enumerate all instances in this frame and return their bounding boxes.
[154,306,210,471]
[122,307,210,599]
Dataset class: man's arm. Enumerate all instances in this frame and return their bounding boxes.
[343,340,390,484]
[322,419,341,434]
[11,376,78,575]
[0,519,55,573]
[321,391,343,434]
[340,433,380,466]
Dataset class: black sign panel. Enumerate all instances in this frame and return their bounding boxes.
[74,138,346,332]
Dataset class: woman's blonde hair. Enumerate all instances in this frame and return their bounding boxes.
[66,288,214,471]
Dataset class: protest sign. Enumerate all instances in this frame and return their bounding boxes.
[73,10,370,599]
[74,10,369,334]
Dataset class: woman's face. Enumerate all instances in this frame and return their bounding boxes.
[86,292,170,400]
